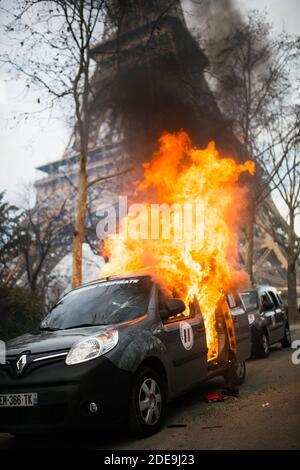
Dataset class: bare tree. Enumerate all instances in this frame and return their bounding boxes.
[20,195,71,293]
[1,0,179,287]
[0,192,22,285]
[16,189,72,294]
[0,0,113,287]
[203,10,298,283]
[0,185,72,297]
[257,110,300,323]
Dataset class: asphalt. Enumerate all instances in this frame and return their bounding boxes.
[0,325,299,450]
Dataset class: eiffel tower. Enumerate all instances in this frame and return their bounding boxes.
[35,0,290,288]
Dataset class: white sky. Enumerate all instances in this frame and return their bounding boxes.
[0,0,299,231]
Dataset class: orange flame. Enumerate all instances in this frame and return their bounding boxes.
[101,131,255,360]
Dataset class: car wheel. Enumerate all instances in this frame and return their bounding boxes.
[128,366,165,438]
[255,331,269,358]
[281,324,292,348]
[224,359,246,386]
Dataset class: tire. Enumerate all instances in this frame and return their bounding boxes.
[281,324,292,348]
[128,366,165,438]
[255,331,269,358]
[224,359,246,386]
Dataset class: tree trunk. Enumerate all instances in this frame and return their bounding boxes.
[72,155,88,288]
[287,259,298,324]
[244,205,255,286]
[287,210,298,324]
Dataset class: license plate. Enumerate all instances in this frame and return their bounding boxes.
[0,393,38,407]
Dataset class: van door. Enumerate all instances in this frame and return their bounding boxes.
[268,290,285,341]
[156,290,208,395]
[259,291,277,344]
[227,294,251,361]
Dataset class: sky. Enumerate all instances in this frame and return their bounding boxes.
[0,0,299,232]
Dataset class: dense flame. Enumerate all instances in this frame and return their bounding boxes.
[101,131,255,360]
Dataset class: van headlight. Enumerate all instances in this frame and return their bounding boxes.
[248,313,255,325]
[65,330,119,365]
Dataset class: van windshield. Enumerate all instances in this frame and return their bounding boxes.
[240,291,258,311]
[40,277,152,330]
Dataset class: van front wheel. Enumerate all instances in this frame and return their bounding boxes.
[128,367,165,438]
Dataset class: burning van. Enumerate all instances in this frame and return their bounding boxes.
[0,274,250,437]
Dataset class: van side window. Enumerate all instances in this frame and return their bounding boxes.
[158,291,194,323]
[261,292,274,309]
[268,291,279,308]
[240,291,258,311]
[234,294,243,308]
[227,294,236,309]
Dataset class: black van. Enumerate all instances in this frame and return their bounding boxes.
[240,285,291,358]
[0,275,251,437]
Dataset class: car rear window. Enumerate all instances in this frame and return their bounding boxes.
[41,277,152,330]
[240,291,258,311]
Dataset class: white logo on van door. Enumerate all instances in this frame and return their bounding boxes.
[180,322,194,350]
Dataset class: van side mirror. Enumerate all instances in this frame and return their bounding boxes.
[165,298,186,316]
[159,297,186,322]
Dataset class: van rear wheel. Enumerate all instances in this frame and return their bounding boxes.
[281,324,291,348]
[256,332,269,358]
[128,367,165,438]
[224,359,246,386]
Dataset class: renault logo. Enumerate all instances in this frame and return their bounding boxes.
[16,354,28,375]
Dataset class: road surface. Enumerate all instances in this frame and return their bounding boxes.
[0,325,299,450]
